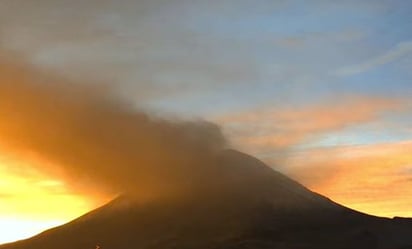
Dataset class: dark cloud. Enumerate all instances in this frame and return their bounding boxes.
[0,52,227,200]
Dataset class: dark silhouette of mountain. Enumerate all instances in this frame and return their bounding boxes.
[1,150,412,249]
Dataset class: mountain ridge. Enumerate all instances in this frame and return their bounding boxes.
[1,150,411,249]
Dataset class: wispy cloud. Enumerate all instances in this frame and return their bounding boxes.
[282,141,412,217]
[216,98,400,154]
[335,41,412,76]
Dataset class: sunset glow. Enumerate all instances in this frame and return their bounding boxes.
[0,157,99,244]
[281,141,412,218]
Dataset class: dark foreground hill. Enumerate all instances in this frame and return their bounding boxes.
[1,150,412,249]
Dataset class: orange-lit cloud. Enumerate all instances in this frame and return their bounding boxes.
[215,100,412,218]
[277,141,412,218]
[0,51,226,201]
[216,98,400,154]
[0,156,100,244]
[0,51,226,243]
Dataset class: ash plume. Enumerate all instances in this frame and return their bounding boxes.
[0,53,227,200]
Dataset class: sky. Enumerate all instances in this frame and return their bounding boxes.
[0,0,412,244]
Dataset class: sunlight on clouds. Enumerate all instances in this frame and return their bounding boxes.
[217,98,412,217]
[217,98,399,154]
[282,141,412,218]
[0,218,64,244]
[0,157,98,244]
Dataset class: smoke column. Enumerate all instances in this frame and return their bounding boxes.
[0,53,227,200]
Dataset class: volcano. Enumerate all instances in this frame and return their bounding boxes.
[1,150,411,249]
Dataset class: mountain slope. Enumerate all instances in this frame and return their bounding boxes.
[1,150,412,249]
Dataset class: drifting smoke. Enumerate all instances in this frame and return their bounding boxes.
[0,53,227,200]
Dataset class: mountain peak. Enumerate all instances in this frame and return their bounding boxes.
[2,150,412,249]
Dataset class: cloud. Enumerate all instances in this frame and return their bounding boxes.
[216,98,400,154]
[275,30,365,48]
[335,41,412,76]
[0,0,379,106]
[0,0,274,101]
[280,141,412,217]
[0,51,227,201]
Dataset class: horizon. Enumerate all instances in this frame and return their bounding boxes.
[1,0,412,244]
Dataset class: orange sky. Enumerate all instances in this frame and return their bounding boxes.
[0,95,411,244]
[284,141,412,218]
[0,156,106,244]
[1,140,412,244]
[0,86,410,244]
[216,103,412,218]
